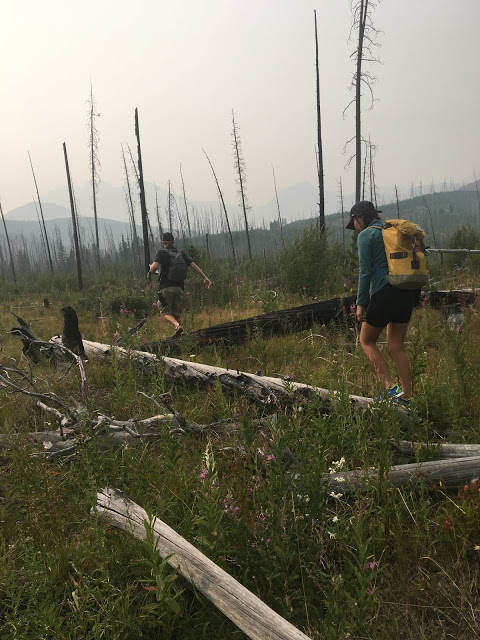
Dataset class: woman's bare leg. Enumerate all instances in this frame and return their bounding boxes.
[386,322,412,398]
[360,322,397,389]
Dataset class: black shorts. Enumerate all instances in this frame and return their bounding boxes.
[365,284,416,328]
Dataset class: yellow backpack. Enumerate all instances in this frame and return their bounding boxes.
[371,219,429,290]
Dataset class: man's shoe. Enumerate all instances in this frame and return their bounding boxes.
[173,326,184,337]
[377,384,404,401]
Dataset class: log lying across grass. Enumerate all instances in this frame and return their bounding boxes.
[94,487,311,640]
[152,288,477,350]
[393,440,480,459]
[176,293,357,347]
[50,337,373,411]
[326,456,480,495]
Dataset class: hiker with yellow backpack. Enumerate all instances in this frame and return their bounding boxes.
[346,200,429,408]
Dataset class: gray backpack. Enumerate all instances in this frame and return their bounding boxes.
[166,248,188,282]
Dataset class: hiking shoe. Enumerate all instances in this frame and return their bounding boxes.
[393,396,411,410]
[173,326,184,337]
[377,384,404,401]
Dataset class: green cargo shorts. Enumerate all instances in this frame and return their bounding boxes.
[158,286,183,320]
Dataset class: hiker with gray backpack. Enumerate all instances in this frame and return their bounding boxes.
[148,232,211,337]
[347,201,428,408]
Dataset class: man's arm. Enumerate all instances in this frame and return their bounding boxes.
[190,262,211,289]
[147,261,160,280]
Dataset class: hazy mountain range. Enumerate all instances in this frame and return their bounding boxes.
[5,180,328,226]
[2,179,479,252]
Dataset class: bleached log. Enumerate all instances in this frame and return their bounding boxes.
[94,487,310,640]
[51,337,374,410]
[326,456,480,495]
[162,356,373,410]
[393,440,480,459]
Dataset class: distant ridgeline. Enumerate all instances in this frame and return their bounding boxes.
[0,190,479,270]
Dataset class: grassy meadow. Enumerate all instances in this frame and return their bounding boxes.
[0,268,479,640]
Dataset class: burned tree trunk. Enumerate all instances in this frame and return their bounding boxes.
[314,9,325,232]
[60,306,86,359]
[63,142,83,291]
[135,107,151,274]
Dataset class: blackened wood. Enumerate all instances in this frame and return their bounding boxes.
[63,142,83,291]
[28,151,54,273]
[427,288,477,308]
[314,10,325,231]
[0,199,17,284]
[148,289,477,352]
[150,294,357,351]
[61,306,86,358]
[134,108,151,273]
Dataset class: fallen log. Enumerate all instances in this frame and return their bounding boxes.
[162,356,374,410]
[148,288,477,351]
[94,487,310,640]
[393,440,480,459]
[326,456,480,495]
[427,288,478,309]
[50,337,374,411]
[180,293,355,345]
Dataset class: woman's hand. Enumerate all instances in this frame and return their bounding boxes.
[356,304,365,323]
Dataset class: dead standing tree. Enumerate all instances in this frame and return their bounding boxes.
[63,142,83,291]
[28,152,54,274]
[344,0,381,202]
[231,110,252,259]
[203,148,240,297]
[87,80,101,269]
[314,10,325,232]
[134,108,151,274]
[272,165,286,250]
[0,198,17,284]
[179,163,192,243]
[121,143,142,271]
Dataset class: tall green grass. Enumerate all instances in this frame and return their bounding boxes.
[0,278,479,639]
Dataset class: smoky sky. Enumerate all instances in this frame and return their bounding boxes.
[1,0,479,214]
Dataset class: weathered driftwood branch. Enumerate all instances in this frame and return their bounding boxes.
[93,487,310,640]
[326,456,480,495]
[0,413,178,458]
[0,366,80,423]
[392,440,480,459]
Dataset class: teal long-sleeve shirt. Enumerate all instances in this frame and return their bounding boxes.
[356,220,389,306]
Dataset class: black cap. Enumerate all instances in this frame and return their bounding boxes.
[346,200,382,230]
[162,232,174,242]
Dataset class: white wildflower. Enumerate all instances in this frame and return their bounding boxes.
[329,491,343,500]
[328,457,346,474]
[332,516,339,523]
